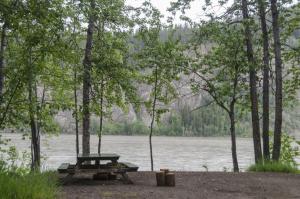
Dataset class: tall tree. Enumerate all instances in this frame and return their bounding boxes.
[6,0,66,170]
[189,22,249,172]
[241,0,263,163]
[90,0,139,155]
[270,0,283,161]
[257,0,271,160]
[82,0,96,155]
[27,47,40,170]
[65,0,83,156]
[135,26,186,171]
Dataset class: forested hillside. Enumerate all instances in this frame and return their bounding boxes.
[53,26,300,137]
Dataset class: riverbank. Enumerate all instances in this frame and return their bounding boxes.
[60,171,300,199]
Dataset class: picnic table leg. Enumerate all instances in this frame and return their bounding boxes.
[95,160,100,166]
[76,160,83,169]
[120,172,133,184]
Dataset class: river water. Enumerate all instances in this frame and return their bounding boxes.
[1,133,265,171]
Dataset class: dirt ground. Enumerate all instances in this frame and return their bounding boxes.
[60,171,300,199]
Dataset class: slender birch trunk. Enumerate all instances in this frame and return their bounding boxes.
[149,66,158,171]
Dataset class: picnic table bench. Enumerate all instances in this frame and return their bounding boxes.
[58,153,138,184]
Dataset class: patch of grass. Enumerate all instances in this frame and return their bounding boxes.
[247,161,299,174]
[0,170,59,199]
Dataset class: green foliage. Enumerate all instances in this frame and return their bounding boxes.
[89,101,255,137]
[86,0,141,141]
[270,132,300,166]
[0,0,71,134]
[0,170,59,199]
[0,147,58,199]
[247,161,299,173]
[88,103,253,137]
[91,120,149,136]
[0,140,31,174]
[249,132,300,173]
[156,114,183,136]
[189,22,249,112]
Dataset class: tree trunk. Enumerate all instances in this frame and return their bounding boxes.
[241,0,263,163]
[149,66,158,171]
[72,4,79,156]
[29,106,40,171]
[229,102,239,172]
[257,0,270,161]
[98,80,104,154]
[270,0,283,161]
[74,70,79,156]
[0,23,7,144]
[36,84,46,135]
[28,49,40,171]
[0,23,7,97]
[82,0,95,155]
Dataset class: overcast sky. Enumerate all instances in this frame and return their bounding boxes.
[126,0,299,24]
[126,0,235,24]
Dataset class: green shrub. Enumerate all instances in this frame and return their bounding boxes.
[247,161,299,173]
[0,146,59,199]
[269,132,300,166]
[0,170,59,199]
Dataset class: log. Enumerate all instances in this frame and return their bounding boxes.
[156,171,165,186]
[165,173,175,187]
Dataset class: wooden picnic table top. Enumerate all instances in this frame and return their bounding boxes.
[77,153,120,162]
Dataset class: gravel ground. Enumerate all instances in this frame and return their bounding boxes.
[60,171,300,199]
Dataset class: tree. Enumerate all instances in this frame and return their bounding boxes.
[65,0,83,156]
[188,22,250,172]
[241,0,263,163]
[270,0,283,161]
[88,0,139,155]
[135,21,186,171]
[257,0,271,160]
[0,0,67,170]
[0,0,11,98]
[91,30,140,155]
[82,0,96,155]
[0,22,6,97]
[281,3,300,107]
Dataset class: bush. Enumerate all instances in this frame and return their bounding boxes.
[0,170,59,199]
[247,161,299,174]
[269,132,300,167]
[0,145,59,199]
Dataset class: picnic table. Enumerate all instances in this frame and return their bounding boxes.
[77,153,120,165]
[58,153,138,184]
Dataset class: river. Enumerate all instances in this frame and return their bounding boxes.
[1,133,264,171]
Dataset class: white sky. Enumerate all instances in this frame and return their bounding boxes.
[126,0,299,24]
[126,0,233,24]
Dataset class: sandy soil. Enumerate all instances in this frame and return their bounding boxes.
[60,171,300,199]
